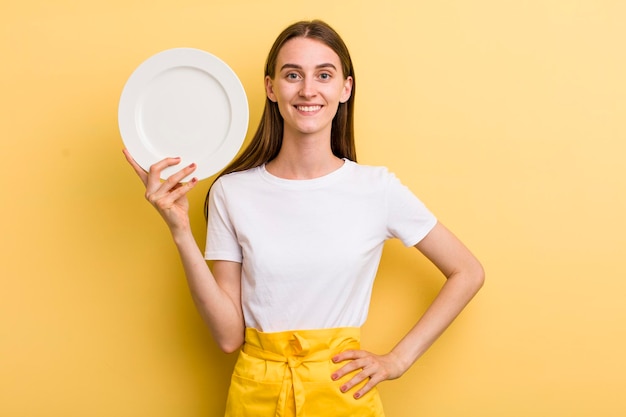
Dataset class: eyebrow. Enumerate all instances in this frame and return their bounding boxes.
[280,63,338,71]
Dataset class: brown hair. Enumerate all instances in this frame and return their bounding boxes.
[204,20,357,219]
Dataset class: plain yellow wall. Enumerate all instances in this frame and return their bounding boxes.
[2,1,625,416]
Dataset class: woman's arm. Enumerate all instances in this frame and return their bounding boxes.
[123,150,245,353]
[331,222,485,398]
[173,233,245,353]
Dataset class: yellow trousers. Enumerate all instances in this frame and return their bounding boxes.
[224,327,386,417]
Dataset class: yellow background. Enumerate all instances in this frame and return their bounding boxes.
[2,1,625,416]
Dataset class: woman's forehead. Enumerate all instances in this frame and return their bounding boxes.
[276,37,341,69]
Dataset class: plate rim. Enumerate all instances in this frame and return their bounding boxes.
[118,47,249,181]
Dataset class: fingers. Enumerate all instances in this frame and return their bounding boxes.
[331,350,374,398]
[332,349,360,364]
[123,149,198,207]
[123,149,198,230]
[145,161,198,207]
[123,149,195,191]
[122,149,149,185]
[331,350,396,399]
[145,156,187,192]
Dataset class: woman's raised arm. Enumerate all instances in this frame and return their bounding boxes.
[123,149,245,352]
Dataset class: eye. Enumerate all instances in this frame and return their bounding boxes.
[319,72,331,80]
[286,72,300,80]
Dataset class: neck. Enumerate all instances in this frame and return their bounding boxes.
[266,130,343,179]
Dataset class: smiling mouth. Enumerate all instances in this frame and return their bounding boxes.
[296,105,322,112]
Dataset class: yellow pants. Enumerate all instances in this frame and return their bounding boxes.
[224,327,386,417]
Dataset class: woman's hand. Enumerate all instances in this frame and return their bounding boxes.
[331,349,406,399]
[123,149,198,233]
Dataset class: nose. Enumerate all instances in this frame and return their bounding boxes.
[299,78,317,98]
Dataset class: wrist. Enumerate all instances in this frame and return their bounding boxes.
[389,346,420,375]
[170,225,195,245]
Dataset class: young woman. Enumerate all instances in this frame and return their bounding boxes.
[124,20,484,417]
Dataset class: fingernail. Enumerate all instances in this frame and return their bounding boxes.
[332,356,339,362]
[189,163,196,168]
[354,392,361,399]
[340,385,347,392]
[331,373,337,380]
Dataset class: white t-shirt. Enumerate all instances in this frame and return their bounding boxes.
[205,160,437,332]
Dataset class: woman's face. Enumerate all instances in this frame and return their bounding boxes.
[265,37,353,139]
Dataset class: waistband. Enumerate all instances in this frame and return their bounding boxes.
[243,327,361,359]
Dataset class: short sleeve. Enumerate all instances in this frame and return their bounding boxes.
[204,179,243,262]
[385,173,438,247]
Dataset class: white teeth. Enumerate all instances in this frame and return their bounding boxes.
[297,105,321,112]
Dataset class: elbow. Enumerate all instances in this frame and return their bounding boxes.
[471,261,486,292]
[220,343,242,355]
[453,258,485,294]
[216,334,244,354]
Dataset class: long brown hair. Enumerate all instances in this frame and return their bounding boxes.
[204,20,357,219]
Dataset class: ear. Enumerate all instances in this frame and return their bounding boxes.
[265,76,277,102]
[339,76,353,104]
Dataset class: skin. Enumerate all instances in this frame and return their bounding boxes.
[264,37,353,179]
[123,152,245,352]
[123,36,484,401]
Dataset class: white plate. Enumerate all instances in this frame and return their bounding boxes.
[119,48,248,182]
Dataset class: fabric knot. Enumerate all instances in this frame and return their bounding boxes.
[287,356,302,368]
[239,328,363,417]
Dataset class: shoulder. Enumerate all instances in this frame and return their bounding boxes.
[213,166,263,189]
[346,161,425,204]
[209,167,264,206]
[344,160,398,185]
